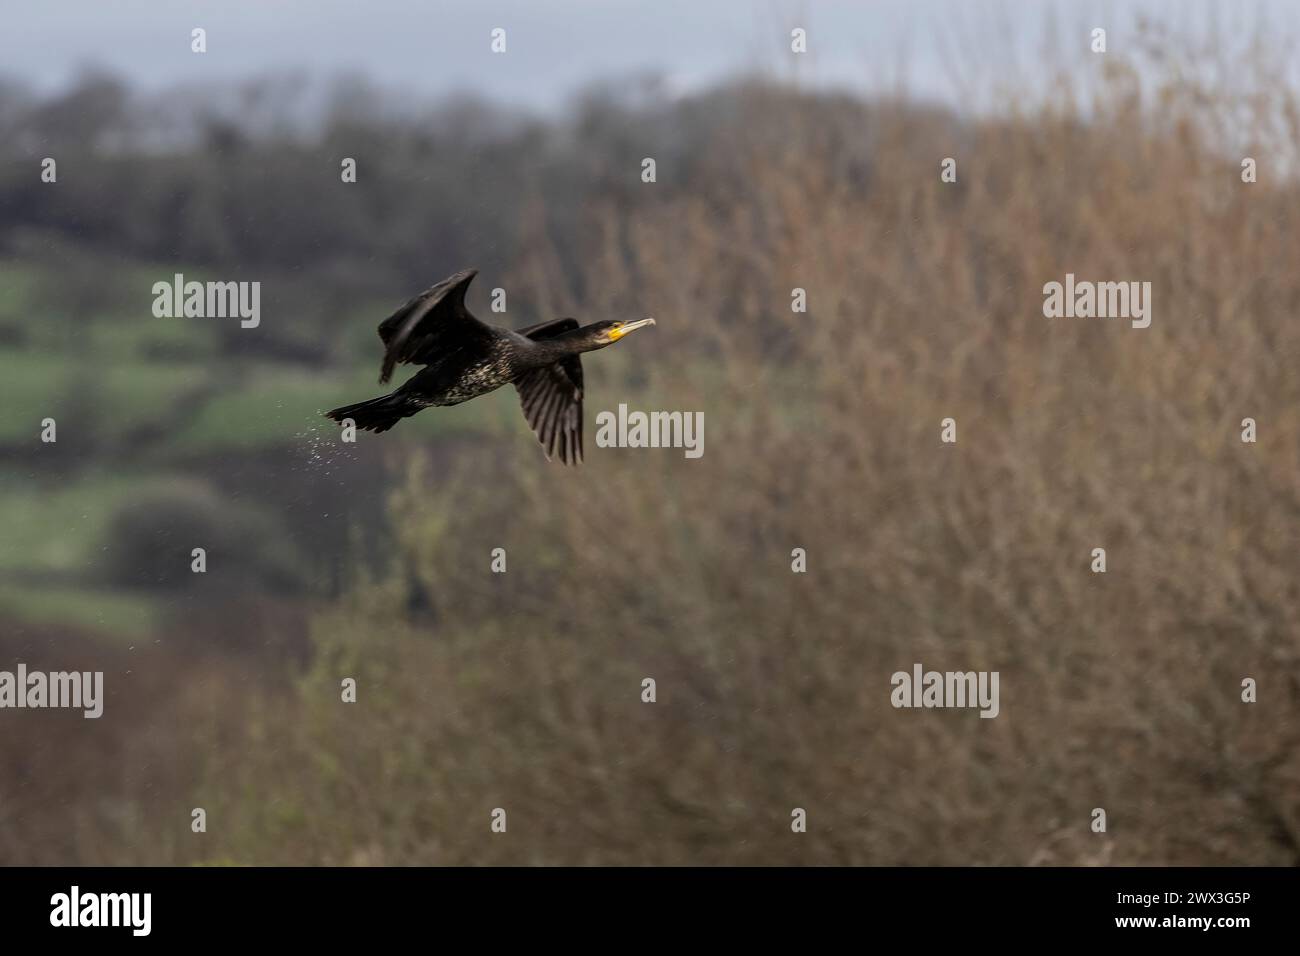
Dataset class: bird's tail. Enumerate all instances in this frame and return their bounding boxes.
[325,393,419,434]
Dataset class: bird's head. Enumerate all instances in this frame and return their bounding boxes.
[582,317,656,349]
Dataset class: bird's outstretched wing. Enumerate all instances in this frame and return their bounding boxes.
[513,318,584,465]
[376,268,493,384]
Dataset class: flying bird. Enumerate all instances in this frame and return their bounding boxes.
[325,269,655,464]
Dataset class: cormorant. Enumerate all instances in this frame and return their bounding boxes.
[325,269,655,464]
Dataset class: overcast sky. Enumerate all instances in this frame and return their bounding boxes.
[5,0,1297,112]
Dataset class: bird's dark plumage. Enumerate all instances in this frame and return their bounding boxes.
[325,269,654,465]
[376,268,488,386]
[513,318,584,464]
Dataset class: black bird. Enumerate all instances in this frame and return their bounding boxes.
[325,269,655,464]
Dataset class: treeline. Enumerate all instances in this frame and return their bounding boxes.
[0,70,921,362]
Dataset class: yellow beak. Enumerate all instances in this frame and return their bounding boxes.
[610,317,656,341]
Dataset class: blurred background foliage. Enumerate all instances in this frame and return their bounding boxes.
[0,23,1297,864]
